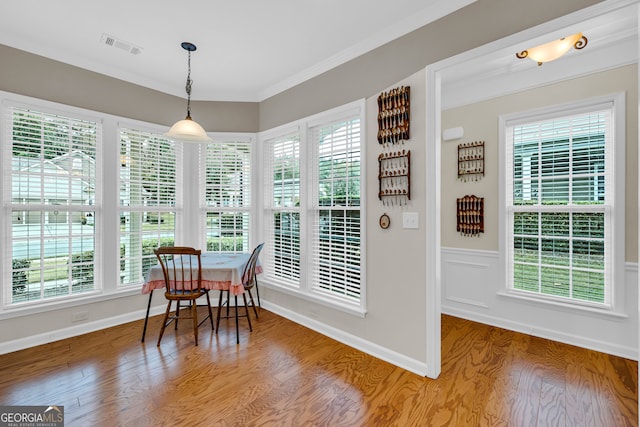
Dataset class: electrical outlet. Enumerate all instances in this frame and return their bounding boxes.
[71,311,88,323]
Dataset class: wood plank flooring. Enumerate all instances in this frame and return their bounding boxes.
[0,310,636,426]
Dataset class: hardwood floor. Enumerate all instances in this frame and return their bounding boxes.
[0,310,636,426]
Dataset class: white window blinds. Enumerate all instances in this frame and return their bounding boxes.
[202,139,252,252]
[119,127,179,286]
[310,118,362,300]
[263,134,301,286]
[506,105,613,305]
[7,107,100,305]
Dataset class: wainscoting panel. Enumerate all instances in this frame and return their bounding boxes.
[443,258,491,309]
[441,247,638,360]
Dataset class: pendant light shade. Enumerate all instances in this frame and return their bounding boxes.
[166,117,210,142]
[165,42,212,143]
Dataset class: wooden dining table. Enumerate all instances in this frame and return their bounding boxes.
[140,252,262,342]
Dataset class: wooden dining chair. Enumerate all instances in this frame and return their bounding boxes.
[242,242,263,318]
[215,243,264,344]
[154,246,214,346]
[253,245,264,309]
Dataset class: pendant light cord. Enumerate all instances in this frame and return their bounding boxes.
[164,42,210,142]
[185,49,193,119]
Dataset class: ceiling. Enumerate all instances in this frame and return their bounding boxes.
[0,0,474,102]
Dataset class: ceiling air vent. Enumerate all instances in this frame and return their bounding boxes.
[100,33,142,55]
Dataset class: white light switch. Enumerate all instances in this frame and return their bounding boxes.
[402,212,419,229]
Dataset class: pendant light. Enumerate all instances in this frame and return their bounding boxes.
[165,42,212,143]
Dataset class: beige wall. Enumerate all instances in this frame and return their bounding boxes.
[259,0,604,131]
[442,64,638,262]
[262,70,428,361]
[0,44,259,132]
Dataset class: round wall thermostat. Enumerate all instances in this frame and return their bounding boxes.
[379,213,390,229]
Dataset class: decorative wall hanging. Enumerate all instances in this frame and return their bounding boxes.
[377,86,410,145]
[456,195,484,237]
[378,149,410,206]
[457,140,484,181]
[379,213,391,229]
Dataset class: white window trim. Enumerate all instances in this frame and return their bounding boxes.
[0,91,193,320]
[258,99,367,317]
[498,92,626,316]
[2,95,104,312]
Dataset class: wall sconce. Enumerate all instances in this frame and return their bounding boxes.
[516,33,587,66]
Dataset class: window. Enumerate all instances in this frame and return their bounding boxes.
[310,118,362,301]
[201,136,253,252]
[5,105,100,306]
[502,94,624,308]
[263,132,301,286]
[262,100,365,313]
[119,127,180,286]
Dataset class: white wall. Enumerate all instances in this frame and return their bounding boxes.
[441,65,639,359]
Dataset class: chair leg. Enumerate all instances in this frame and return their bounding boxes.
[234,295,240,344]
[192,300,199,346]
[141,291,153,342]
[157,301,172,346]
[243,293,253,332]
[175,301,181,330]
[215,290,224,334]
[219,290,253,344]
[255,276,261,308]
[247,289,259,319]
[205,291,214,331]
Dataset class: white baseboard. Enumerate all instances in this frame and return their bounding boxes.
[262,300,429,377]
[0,295,255,355]
[1,299,431,379]
[0,305,166,355]
[442,304,637,360]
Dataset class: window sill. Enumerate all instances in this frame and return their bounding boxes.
[263,280,366,318]
[0,286,143,321]
[496,290,628,320]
